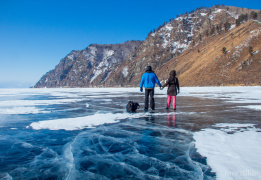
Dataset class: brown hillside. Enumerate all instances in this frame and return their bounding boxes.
[159,21,261,86]
[35,6,261,88]
[105,6,261,87]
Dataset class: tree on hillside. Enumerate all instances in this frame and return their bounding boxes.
[245,13,249,21]
[249,46,254,56]
[222,47,227,54]
[236,19,241,27]
[216,25,220,32]
[224,22,231,31]
[250,11,258,20]
[237,14,248,26]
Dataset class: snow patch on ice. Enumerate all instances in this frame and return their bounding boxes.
[29,112,177,131]
[194,123,261,180]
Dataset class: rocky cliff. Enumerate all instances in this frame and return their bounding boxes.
[34,41,143,87]
[35,5,261,88]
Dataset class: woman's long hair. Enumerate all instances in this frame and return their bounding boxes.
[169,70,176,83]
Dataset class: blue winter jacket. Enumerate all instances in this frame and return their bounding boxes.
[140,72,162,88]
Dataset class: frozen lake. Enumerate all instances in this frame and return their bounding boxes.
[0,87,260,180]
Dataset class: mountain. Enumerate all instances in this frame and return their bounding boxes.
[35,5,261,88]
[34,41,143,88]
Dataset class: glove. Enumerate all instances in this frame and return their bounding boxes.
[160,86,163,90]
[177,90,180,94]
[140,87,143,92]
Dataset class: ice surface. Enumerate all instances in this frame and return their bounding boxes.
[179,86,261,109]
[30,113,126,130]
[243,105,261,111]
[194,123,261,180]
[0,99,81,107]
[0,87,260,179]
[0,106,49,114]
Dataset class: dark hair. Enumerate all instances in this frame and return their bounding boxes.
[146,66,152,72]
[169,70,176,82]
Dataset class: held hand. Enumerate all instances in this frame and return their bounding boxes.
[140,87,143,92]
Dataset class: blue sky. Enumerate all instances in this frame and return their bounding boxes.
[0,0,260,88]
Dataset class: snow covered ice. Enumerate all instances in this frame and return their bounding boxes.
[0,87,260,179]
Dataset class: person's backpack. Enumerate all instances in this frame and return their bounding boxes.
[126,101,139,112]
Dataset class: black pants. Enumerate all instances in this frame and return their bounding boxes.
[145,88,155,109]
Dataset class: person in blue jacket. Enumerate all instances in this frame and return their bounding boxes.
[140,66,162,110]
